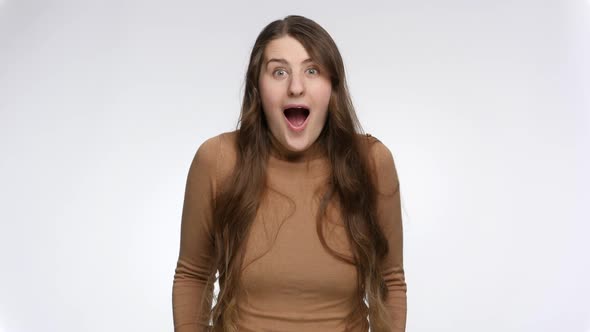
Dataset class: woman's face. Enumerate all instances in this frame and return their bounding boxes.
[258,35,332,156]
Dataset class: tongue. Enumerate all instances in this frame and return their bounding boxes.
[285,109,307,126]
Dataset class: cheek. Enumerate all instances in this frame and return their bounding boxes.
[259,80,282,109]
[259,84,281,125]
[312,77,332,101]
[317,84,332,108]
[258,80,270,106]
[317,85,332,124]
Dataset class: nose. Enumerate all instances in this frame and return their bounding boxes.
[288,72,304,97]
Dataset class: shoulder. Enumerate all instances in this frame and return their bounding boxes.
[191,130,237,171]
[195,130,238,156]
[192,130,239,185]
[356,133,395,167]
[358,133,399,191]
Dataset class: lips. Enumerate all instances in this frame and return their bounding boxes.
[283,104,310,128]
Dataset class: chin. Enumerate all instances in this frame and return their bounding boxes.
[285,142,308,152]
[284,137,310,152]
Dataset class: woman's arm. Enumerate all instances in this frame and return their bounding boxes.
[372,140,407,332]
[172,137,218,332]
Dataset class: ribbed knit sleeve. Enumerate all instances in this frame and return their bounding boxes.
[372,140,407,332]
[172,136,218,332]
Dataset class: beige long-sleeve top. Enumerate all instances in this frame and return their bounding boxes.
[172,131,406,332]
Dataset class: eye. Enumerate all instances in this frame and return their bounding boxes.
[306,67,319,75]
[272,68,288,78]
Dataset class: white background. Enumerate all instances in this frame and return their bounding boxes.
[0,1,588,331]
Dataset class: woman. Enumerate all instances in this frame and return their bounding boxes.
[172,15,407,332]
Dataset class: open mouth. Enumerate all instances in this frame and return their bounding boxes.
[283,107,310,127]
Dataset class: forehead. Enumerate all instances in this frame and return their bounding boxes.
[263,35,311,63]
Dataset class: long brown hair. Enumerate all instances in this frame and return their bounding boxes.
[201,15,392,332]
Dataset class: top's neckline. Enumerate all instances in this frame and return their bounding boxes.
[265,132,330,178]
[267,132,326,163]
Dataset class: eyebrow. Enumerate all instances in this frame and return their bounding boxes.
[265,58,314,67]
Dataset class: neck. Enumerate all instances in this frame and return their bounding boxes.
[267,132,324,162]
